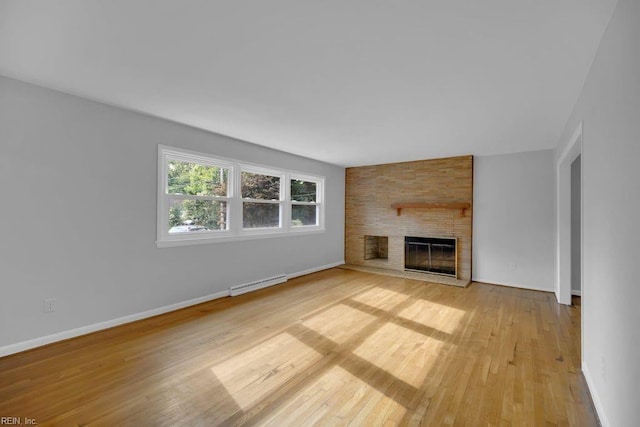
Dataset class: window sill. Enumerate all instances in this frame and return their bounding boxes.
[156,228,326,248]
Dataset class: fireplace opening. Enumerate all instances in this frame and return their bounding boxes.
[405,236,456,276]
[364,235,388,260]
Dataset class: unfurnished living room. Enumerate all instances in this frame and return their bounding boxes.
[1,1,639,426]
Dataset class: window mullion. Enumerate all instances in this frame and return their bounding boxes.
[283,173,290,232]
[242,198,281,204]
[232,166,242,235]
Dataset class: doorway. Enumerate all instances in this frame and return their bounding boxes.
[571,155,581,297]
[557,122,582,305]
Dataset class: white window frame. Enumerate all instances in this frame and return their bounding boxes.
[290,173,324,231]
[157,145,325,247]
[239,166,286,234]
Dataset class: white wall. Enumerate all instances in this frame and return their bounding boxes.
[0,76,345,353]
[554,0,640,425]
[473,150,556,291]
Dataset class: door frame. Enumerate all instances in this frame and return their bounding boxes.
[556,122,583,305]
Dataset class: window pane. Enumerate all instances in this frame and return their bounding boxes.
[168,160,228,197]
[243,202,280,228]
[291,180,317,202]
[241,172,280,200]
[292,204,317,227]
[168,198,227,232]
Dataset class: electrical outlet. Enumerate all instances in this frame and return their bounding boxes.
[43,298,56,313]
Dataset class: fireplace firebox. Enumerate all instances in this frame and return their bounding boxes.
[405,236,456,276]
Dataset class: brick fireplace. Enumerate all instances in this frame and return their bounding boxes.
[344,155,473,287]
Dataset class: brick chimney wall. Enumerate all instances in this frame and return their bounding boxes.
[345,155,473,284]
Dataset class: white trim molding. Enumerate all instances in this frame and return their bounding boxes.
[583,362,610,427]
[287,261,345,279]
[556,122,583,306]
[0,290,230,358]
[0,262,345,358]
[472,278,555,294]
[157,145,326,248]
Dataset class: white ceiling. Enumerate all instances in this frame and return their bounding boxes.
[0,0,617,166]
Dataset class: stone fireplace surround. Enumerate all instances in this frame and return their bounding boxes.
[344,156,473,287]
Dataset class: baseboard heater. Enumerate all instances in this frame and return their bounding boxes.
[229,274,288,297]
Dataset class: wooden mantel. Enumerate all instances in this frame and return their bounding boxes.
[391,202,471,216]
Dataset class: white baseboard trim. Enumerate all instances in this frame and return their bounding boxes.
[571,289,582,296]
[0,261,345,358]
[288,260,345,279]
[471,277,554,293]
[0,290,230,358]
[582,361,610,427]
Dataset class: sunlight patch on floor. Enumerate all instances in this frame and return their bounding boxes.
[352,322,444,388]
[210,332,321,410]
[351,286,409,311]
[398,299,466,334]
[302,303,377,344]
[256,365,407,426]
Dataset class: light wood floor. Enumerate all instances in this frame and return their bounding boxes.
[0,269,597,426]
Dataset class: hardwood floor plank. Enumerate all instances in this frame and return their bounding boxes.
[0,269,598,426]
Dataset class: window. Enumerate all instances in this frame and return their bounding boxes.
[241,170,283,229]
[157,146,325,247]
[167,159,230,233]
[291,178,320,227]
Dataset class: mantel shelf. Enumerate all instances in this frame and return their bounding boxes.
[391,202,471,216]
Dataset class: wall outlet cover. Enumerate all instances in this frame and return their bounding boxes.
[44,298,56,313]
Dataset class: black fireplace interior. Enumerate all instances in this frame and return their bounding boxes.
[405,236,456,276]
